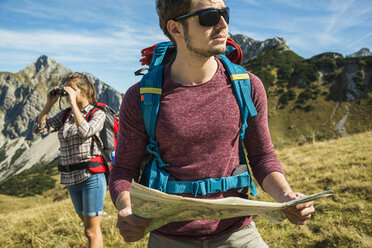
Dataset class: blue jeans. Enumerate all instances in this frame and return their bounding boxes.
[68,173,107,217]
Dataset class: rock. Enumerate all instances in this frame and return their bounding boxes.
[230,34,291,63]
[347,48,372,58]
[329,60,364,101]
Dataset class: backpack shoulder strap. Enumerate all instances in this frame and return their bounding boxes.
[218,54,257,140]
[85,104,107,153]
[140,65,164,143]
[218,54,258,196]
[139,65,171,191]
[86,103,107,122]
[149,41,174,70]
[62,107,72,123]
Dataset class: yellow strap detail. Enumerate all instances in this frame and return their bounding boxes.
[230,74,250,81]
[140,88,162,95]
[241,141,249,162]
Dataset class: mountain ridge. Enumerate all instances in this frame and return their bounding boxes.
[230,34,291,63]
[232,34,371,62]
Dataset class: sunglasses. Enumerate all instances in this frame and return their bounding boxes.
[174,7,230,27]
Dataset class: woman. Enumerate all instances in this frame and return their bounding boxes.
[34,72,106,248]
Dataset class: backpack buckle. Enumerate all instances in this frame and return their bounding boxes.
[209,177,228,194]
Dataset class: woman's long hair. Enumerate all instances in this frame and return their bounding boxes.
[57,72,97,109]
[64,72,98,105]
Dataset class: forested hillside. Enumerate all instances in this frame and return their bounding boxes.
[243,47,372,147]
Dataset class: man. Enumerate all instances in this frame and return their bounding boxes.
[109,0,315,247]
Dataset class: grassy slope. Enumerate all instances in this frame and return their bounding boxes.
[268,91,372,148]
[253,131,372,247]
[0,131,371,247]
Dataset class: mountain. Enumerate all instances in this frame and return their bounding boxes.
[230,34,291,63]
[0,55,122,183]
[347,48,372,58]
[231,35,372,147]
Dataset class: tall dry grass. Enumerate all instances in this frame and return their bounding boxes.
[0,193,148,247]
[0,131,371,247]
[254,131,372,247]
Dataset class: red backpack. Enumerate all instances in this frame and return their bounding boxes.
[61,103,119,179]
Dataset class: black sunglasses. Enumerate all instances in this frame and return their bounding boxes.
[174,7,230,27]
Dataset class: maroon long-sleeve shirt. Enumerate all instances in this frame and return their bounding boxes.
[109,59,284,240]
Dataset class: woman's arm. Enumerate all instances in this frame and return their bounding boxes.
[34,87,64,134]
[37,87,60,123]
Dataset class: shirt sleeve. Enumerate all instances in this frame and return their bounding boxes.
[33,110,65,135]
[108,83,149,204]
[77,109,105,138]
[244,73,285,188]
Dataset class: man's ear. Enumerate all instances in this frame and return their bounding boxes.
[167,20,184,41]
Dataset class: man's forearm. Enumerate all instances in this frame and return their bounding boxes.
[262,171,293,203]
[115,191,132,211]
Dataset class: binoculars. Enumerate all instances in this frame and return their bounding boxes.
[50,86,68,96]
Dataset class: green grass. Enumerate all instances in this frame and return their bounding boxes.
[0,194,54,214]
[0,131,371,247]
[253,131,372,247]
[0,158,60,197]
[0,193,148,247]
[267,90,372,148]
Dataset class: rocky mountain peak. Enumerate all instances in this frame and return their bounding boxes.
[230,34,291,63]
[18,55,70,87]
[34,55,53,73]
[347,48,372,58]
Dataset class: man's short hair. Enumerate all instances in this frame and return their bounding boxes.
[156,0,194,44]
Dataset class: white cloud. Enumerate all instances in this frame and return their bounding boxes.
[0,26,165,63]
[346,31,372,50]
[324,0,355,34]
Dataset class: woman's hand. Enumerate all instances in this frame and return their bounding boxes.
[64,86,79,108]
[46,86,60,106]
[37,87,61,123]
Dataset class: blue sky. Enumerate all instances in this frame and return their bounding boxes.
[0,0,371,93]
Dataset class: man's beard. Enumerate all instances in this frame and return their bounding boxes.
[184,28,226,58]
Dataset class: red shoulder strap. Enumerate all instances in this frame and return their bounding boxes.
[86,103,107,121]
[62,108,72,123]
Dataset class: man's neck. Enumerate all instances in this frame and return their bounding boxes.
[170,52,218,86]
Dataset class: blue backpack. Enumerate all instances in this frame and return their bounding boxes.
[138,41,258,197]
